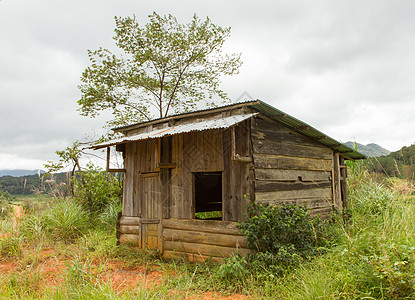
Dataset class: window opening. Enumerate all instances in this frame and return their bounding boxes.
[193,172,222,220]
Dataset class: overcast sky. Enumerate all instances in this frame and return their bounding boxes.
[1,0,414,170]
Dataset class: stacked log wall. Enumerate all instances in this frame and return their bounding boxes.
[251,118,333,217]
[162,218,249,262]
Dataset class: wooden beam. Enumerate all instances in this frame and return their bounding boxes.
[332,152,342,210]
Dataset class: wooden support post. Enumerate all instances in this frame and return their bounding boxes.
[332,152,342,210]
[339,156,348,209]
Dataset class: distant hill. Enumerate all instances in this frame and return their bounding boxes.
[0,172,69,195]
[344,142,391,157]
[0,169,46,177]
[367,143,415,178]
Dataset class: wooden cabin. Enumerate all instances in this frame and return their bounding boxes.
[92,100,365,261]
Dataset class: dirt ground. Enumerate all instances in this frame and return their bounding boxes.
[0,205,249,299]
[0,251,248,299]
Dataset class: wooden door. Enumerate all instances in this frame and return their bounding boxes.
[141,173,162,251]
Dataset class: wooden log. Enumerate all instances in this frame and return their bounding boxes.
[162,250,225,263]
[255,168,331,182]
[252,129,319,148]
[309,206,333,218]
[119,225,140,235]
[119,233,140,246]
[163,218,242,236]
[119,216,141,226]
[253,154,332,171]
[255,180,332,192]
[164,240,251,258]
[163,228,248,248]
[252,138,332,160]
[257,197,332,209]
[256,187,332,202]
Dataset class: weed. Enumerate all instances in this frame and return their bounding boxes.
[42,199,89,242]
[4,265,43,298]
[0,235,23,259]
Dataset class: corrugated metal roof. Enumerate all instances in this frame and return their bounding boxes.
[113,100,258,132]
[92,99,365,160]
[249,100,365,160]
[92,113,258,149]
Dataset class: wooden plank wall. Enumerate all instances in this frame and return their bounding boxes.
[122,139,159,217]
[162,218,249,262]
[170,130,224,219]
[251,118,333,217]
[222,120,252,221]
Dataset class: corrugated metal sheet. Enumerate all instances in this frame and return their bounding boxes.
[92,99,365,160]
[92,113,258,149]
[250,101,365,160]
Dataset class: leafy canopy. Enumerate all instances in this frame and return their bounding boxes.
[78,13,242,128]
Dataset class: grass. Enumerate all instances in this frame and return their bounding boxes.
[12,194,54,204]
[1,170,415,299]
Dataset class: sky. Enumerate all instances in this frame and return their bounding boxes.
[1,0,414,170]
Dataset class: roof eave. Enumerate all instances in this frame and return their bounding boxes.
[112,100,260,133]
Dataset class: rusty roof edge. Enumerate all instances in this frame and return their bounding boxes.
[98,98,364,160]
[112,100,260,133]
[92,112,258,150]
[249,100,366,160]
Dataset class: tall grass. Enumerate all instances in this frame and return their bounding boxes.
[2,164,415,299]
[273,165,415,299]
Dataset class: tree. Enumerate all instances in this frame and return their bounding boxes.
[78,13,242,128]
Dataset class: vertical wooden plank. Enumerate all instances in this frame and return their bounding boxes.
[177,134,185,218]
[222,129,232,220]
[332,152,342,210]
[122,143,130,216]
[340,156,348,210]
[132,142,140,216]
[196,132,204,171]
[171,135,178,218]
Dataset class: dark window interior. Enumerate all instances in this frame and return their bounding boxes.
[194,172,222,220]
[160,136,172,163]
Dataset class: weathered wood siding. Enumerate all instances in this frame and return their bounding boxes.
[122,139,159,217]
[252,118,333,216]
[168,123,251,222]
[162,218,249,262]
[170,130,224,219]
[222,120,253,221]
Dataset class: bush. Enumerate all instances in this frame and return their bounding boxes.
[240,203,323,258]
[0,235,23,258]
[73,164,122,228]
[42,200,89,242]
[20,214,45,243]
[0,186,13,219]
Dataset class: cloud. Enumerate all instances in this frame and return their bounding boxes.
[0,0,414,169]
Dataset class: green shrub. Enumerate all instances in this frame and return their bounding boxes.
[42,200,89,242]
[240,202,323,259]
[98,199,122,231]
[0,186,13,219]
[215,254,249,285]
[5,266,42,298]
[20,214,44,243]
[73,164,122,221]
[0,235,23,258]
